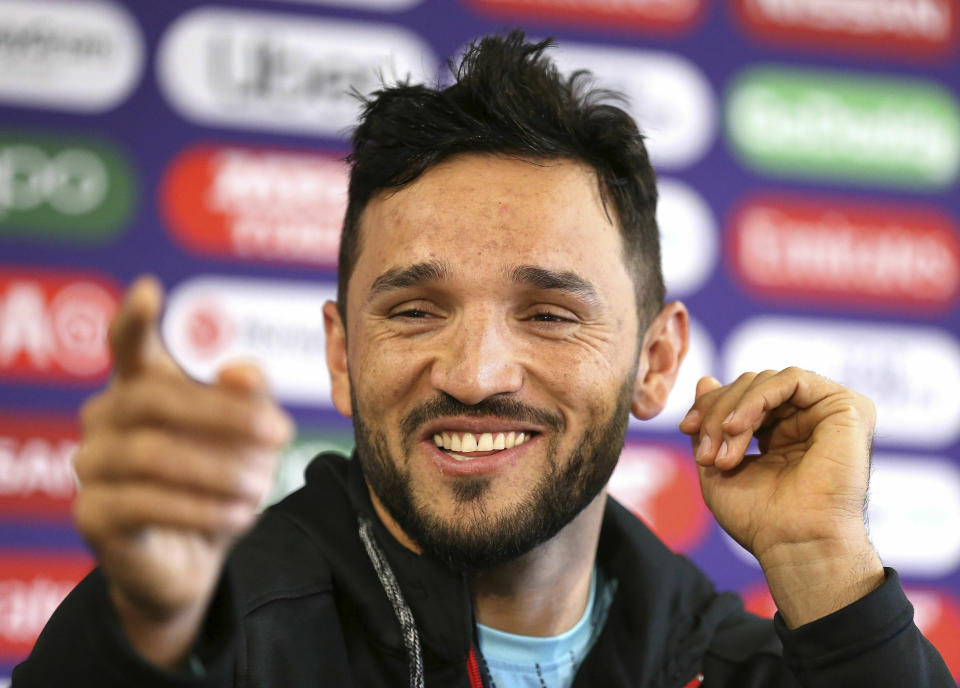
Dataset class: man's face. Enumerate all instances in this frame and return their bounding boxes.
[333,154,646,570]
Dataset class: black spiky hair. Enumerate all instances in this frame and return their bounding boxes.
[337,30,663,328]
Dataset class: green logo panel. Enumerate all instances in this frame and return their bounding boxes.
[0,130,136,241]
[726,68,960,189]
[267,429,355,507]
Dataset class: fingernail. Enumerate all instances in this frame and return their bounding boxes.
[717,440,728,461]
[696,434,712,461]
[681,409,700,426]
[722,411,735,426]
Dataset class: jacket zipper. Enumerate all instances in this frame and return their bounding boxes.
[467,646,485,688]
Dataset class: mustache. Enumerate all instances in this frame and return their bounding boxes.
[400,393,565,446]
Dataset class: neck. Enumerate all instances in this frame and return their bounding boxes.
[367,484,608,637]
[471,491,607,637]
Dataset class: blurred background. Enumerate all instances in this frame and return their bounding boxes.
[0,0,958,681]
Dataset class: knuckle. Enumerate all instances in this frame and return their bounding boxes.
[237,403,262,434]
[72,491,104,539]
[128,430,177,481]
[206,500,249,534]
[227,503,258,532]
[129,430,159,471]
[123,377,171,424]
[216,462,248,497]
[71,438,95,478]
[79,398,96,430]
[273,407,295,444]
[838,401,861,420]
[73,432,118,480]
[245,400,275,435]
[72,498,90,532]
[202,389,250,434]
[850,395,877,422]
[79,393,108,431]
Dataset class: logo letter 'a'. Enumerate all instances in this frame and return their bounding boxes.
[0,283,53,369]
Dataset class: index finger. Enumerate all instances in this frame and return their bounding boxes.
[109,275,169,378]
[720,367,839,436]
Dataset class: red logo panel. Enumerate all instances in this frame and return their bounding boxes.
[728,195,960,312]
[732,0,959,58]
[741,580,778,618]
[466,0,704,32]
[0,268,120,383]
[160,145,348,267]
[909,587,960,680]
[609,442,711,552]
[0,552,93,664]
[0,414,78,521]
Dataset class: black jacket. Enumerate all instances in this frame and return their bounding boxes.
[14,452,955,687]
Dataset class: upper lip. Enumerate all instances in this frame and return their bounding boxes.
[419,417,544,442]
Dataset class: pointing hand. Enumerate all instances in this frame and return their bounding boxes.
[73,276,293,666]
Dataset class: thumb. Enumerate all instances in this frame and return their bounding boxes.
[694,375,722,401]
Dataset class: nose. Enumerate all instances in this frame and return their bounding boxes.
[429,310,524,406]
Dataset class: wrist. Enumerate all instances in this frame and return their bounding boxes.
[758,536,884,629]
[109,583,210,669]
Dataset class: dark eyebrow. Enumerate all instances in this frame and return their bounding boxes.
[511,265,600,304]
[368,260,450,299]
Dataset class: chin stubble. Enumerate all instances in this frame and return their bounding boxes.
[352,378,633,573]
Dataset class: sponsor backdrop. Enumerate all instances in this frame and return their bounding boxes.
[0,0,958,679]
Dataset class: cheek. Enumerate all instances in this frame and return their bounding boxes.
[534,354,625,426]
[350,337,429,412]
[538,337,629,391]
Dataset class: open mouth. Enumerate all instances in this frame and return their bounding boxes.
[431,430,535,461]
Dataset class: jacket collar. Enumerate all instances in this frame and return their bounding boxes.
[334,452,737,686]
[345,453,477,668]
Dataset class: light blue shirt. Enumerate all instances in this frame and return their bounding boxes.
[476,567,616,688]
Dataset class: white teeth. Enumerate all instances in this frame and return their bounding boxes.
[434,430,533,453]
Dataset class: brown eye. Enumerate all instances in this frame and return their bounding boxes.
[529,311,576,324]
[530,312,571,323]
[389,309,433,319]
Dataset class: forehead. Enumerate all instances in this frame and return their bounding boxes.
[351,154,631,299]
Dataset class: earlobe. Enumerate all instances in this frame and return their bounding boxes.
[631,302,690,420]
[322,301,353,418]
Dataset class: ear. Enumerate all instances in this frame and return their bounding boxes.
[631,301,690,420]
[323,300,353,419]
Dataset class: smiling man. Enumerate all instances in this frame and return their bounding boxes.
[13,32,953,688]
[341,156,645,581]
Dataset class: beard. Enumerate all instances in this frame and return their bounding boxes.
[352,376,634,573]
